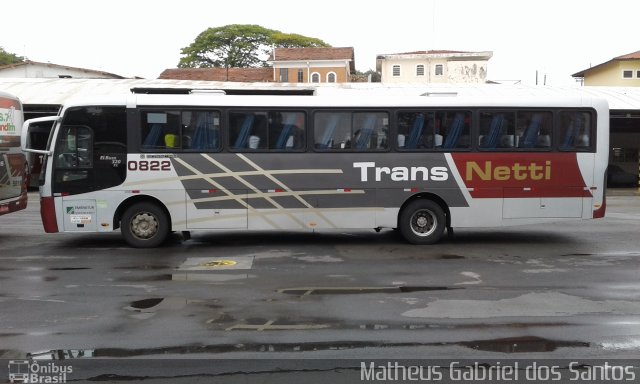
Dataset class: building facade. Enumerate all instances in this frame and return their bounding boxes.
[376,50,492,84]
[268,47,355,83]
[573,51,640,86]
[160,47,356,84]
[573,51,640,185]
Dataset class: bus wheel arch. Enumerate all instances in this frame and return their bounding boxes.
[116,196,172,248]
[397,194,449,245]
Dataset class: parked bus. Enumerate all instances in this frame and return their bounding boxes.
[0,91,28,216]
[21,88,608,247]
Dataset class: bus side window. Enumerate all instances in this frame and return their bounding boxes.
[314,112,350,150]
[440,111,470,149]
[141,111,181,150]
[182,111,220,151]
[397,111,438,150]
[517,111,552,149]
[270,111,305,151]
[230,112,255,150]
[479,111,517,149]
[353,112,389,150]
[559,111,591,151]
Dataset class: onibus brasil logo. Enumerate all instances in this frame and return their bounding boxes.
[8,360,72,383]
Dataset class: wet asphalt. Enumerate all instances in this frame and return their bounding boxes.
[1,191,640,382]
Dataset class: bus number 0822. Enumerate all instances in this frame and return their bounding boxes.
[127,160,171,171]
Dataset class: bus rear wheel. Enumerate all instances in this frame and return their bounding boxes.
[399,199,446,245]
[121,202,169,248]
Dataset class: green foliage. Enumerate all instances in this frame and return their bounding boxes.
[0,47,25,66]
[270,32,329,49]
[178,24,330,69]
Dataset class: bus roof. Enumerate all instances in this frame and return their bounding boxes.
[57,89,606,111]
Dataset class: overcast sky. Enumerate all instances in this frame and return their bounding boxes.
[3,0,639,85]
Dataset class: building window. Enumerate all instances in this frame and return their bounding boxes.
[279,68,288,82]
[636,70,640,79]
[392,65,401,76]
[327,72,336,83]
[416,65,425,76]
[311,72,320,83]
[623,70,633,79]
[435,64,443,76]
[297,69,304,82]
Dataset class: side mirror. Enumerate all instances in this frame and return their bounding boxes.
[21,116,58,155]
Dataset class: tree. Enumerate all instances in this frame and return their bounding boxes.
[0,47,25,66]
[178,24,330,69]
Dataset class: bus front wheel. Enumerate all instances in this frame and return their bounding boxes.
[399,199,446,245]
[121,202,170,248]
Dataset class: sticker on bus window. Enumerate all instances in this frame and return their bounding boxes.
[147,113,167,124]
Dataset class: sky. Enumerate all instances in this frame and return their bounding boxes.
[3,0,640,86]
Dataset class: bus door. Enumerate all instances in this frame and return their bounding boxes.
[50,107,128,231]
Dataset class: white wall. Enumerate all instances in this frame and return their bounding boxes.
[0,63,120,79]
[380,57,489,84]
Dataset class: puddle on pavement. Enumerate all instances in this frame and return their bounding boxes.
[117,274,173,282]
[124,297,221,320]
[278,286,460,295]
[129,298,164,309]
[27,336,589,358]
[440,254,466,260]
[48,267,91,271]
[114,264,172,270]
[460,336,589,353]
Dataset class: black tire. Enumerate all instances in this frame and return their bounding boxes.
[398,199,446,245]
[121,202,170,248]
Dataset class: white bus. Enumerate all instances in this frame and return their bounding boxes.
[0,91,28,216]
[21,88,608,247]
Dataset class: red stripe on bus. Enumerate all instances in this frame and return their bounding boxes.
[451,153,592,198]
[593,197,606,218]
[40,196,59,233]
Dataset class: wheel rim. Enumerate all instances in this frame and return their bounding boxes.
[409,209,437,237]
[130,212,159,240]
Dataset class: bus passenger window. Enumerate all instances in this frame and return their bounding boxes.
[182,111,220,151]
[397,111,437,150]
[439,111,470,149]
[141,111,181,150]
[559,111,591,151]
[229,112,256,150]
[479,111,516,149]
[270,111,305,151]
[314,112,350,150]
[353,112,389,150]
[518,111,552,149]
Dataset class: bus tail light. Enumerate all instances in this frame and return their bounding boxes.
[40,196,59,233]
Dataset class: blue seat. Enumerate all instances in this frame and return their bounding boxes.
[275,114,299,149]
[520,113,543,148]
[355,115,377,149]
[482,114,504,149]
[405,114,425,149]
[142,124,163,149]
[191,114,218,150]
[442,114,465,149]
[561,115,584,149]
[233,115,255,149]
[317,115,339,149]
